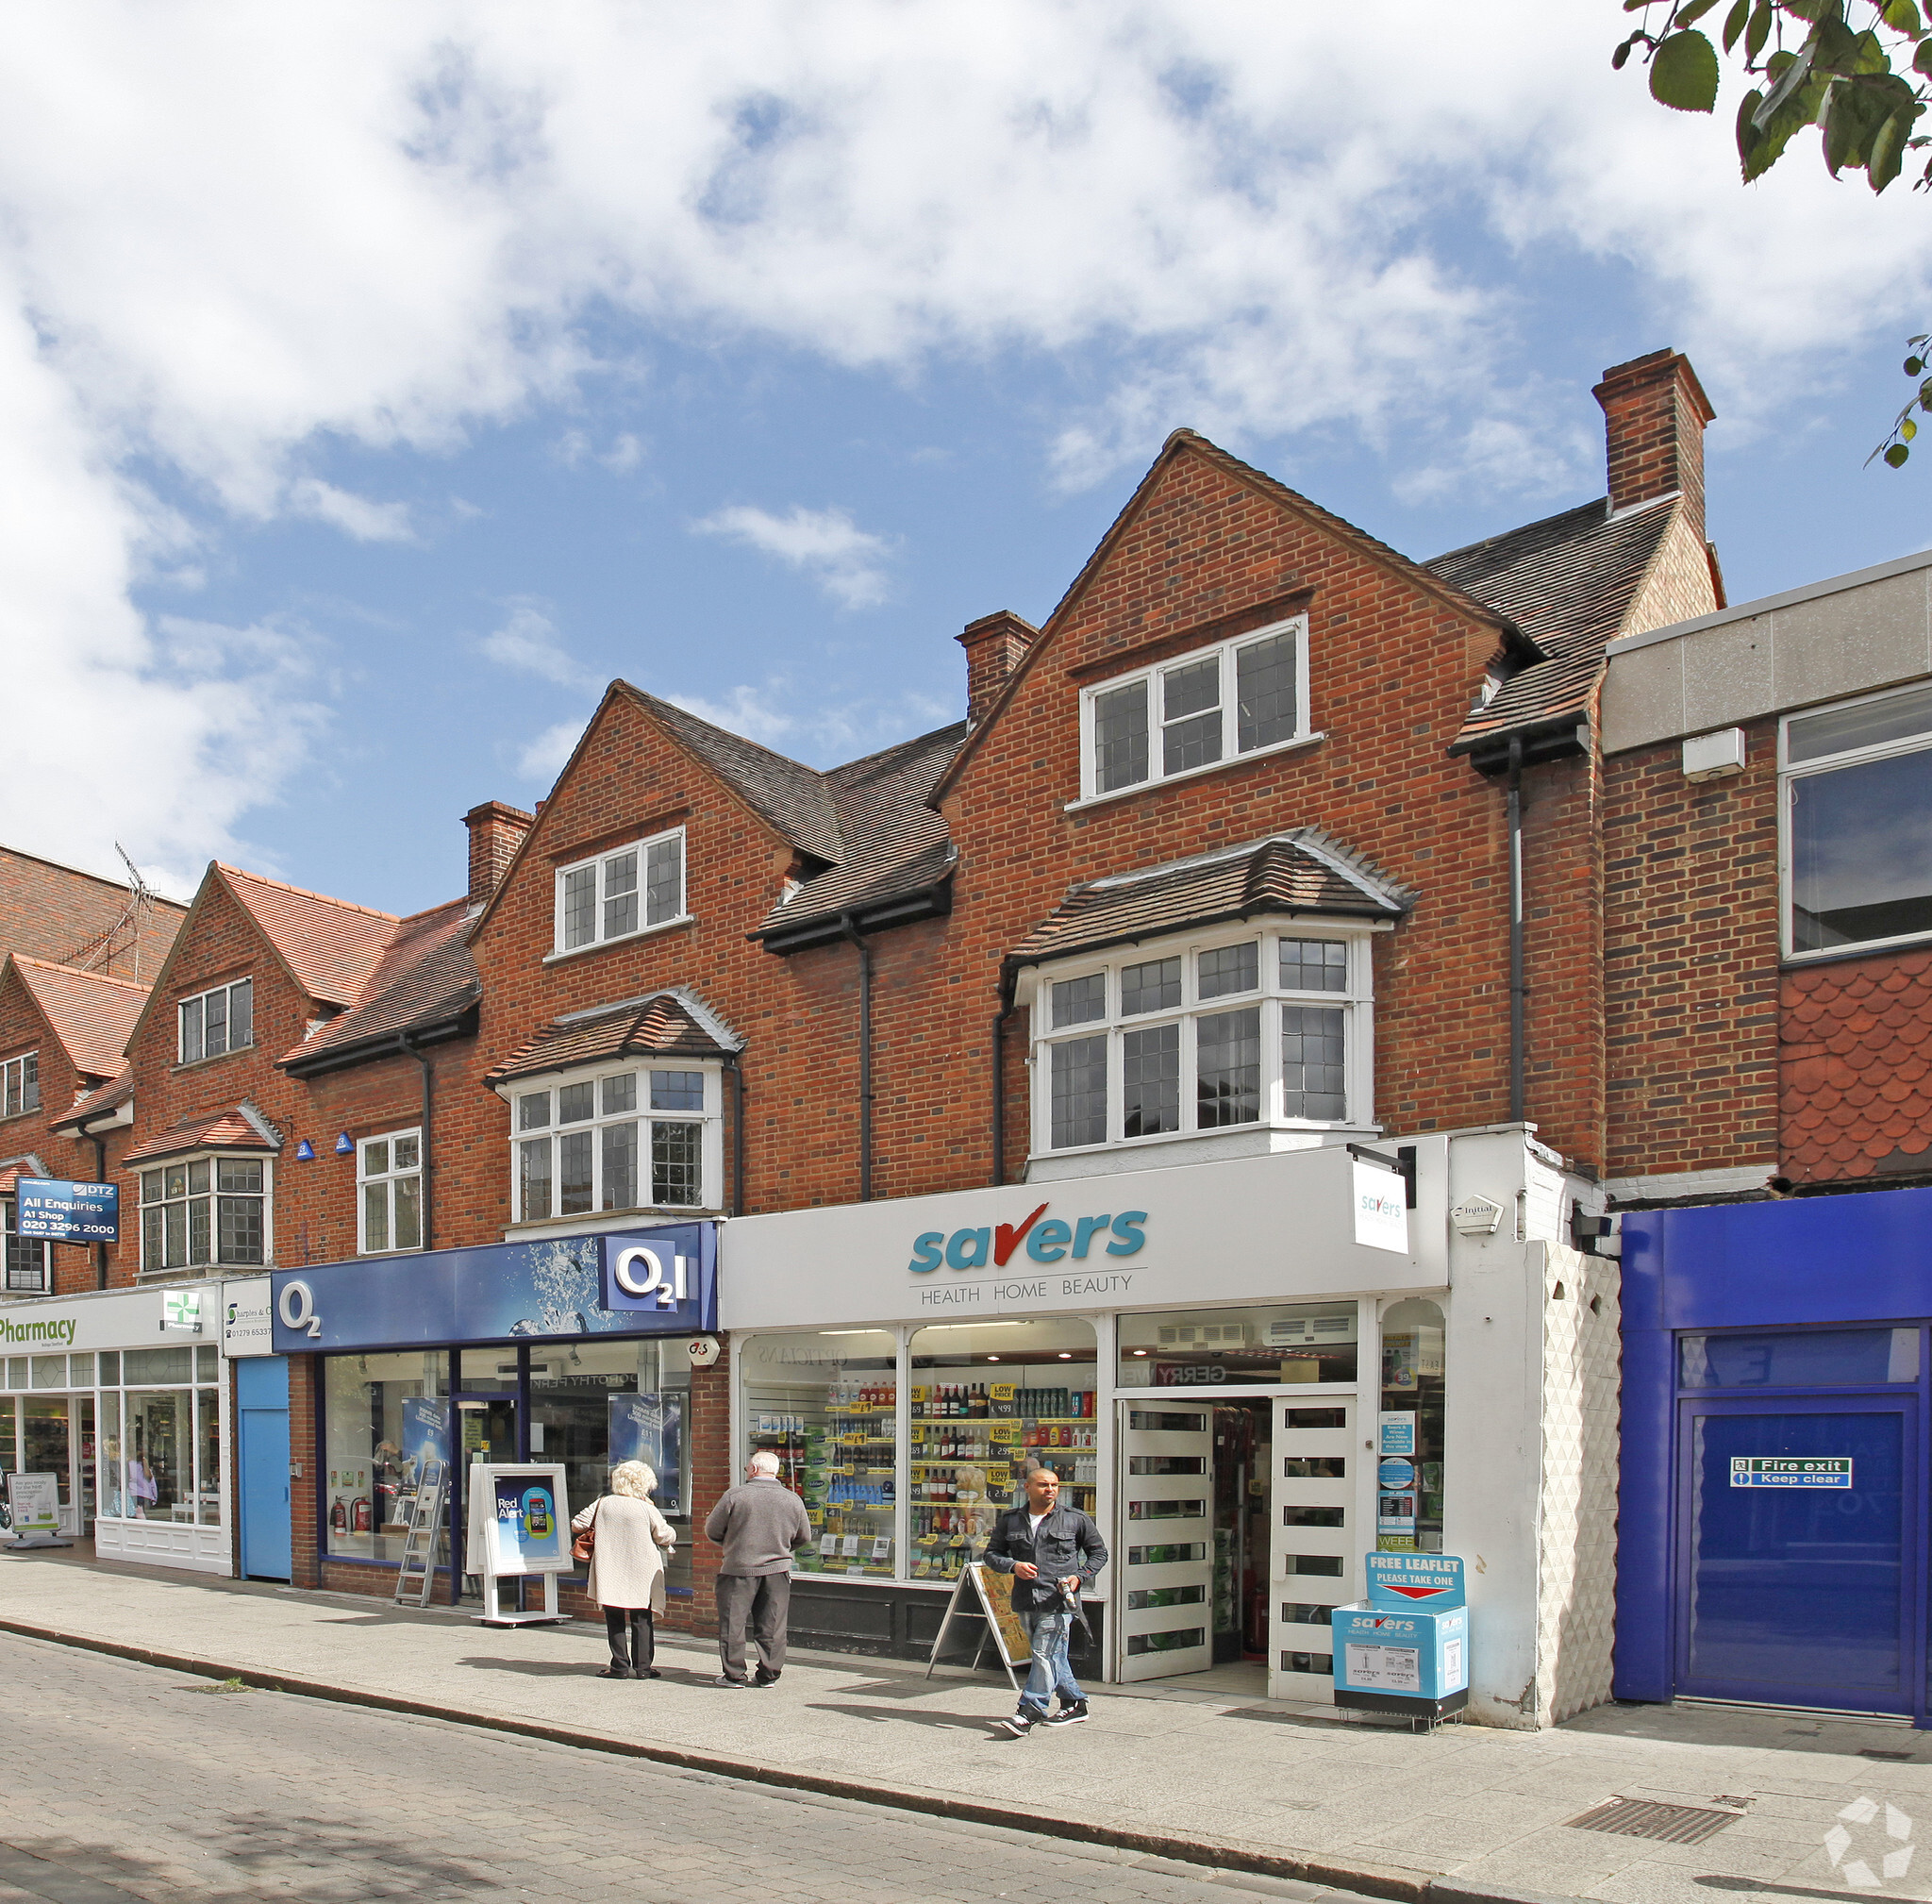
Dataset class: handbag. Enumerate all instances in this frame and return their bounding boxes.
[571,1500,600,1567]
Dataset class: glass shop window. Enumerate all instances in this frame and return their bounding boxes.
[1378,1297,1444,1555]
[1679,1328,1921,1389]
[322,1352,450,1565]
[1118,1302,1358,1388]
[741,1329,897,1580]
[909,1317,1098,1583]
[529,1338,691,1595]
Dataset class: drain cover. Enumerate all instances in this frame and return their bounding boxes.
[1566,1797,1743,1846]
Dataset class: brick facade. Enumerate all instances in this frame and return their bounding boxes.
[1603,725,1782,1184]
[0,845,186,979]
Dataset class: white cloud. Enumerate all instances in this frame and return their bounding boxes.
[515,717,588,784]
[479,598,598,690]
[285,477,414,542]
[691,504,895,609]
[551,428,645,473]
[3,4,1931,867]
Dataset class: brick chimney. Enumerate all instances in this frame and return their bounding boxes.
[463,799,534,905]
[1593,348,1715,536]
[958,610,1039,726]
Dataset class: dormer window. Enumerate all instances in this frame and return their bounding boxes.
[1030,925,1373,1159]
[178,979,253,1064]
[553,827,687,957]
[1079,618,1311,802]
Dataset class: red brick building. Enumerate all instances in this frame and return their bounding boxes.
[0,843,185,980]
[1602,543,1932,1199]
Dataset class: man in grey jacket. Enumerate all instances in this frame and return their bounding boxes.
[704,1450,813,1686]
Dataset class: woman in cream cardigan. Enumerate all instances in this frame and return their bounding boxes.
[572,1460,676,1679]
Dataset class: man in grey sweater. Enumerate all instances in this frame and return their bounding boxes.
[704,1450,813,1686]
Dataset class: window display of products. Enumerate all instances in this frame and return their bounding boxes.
[1377,1297,1445,1553]
[323,1350,450,1566]
[741,1331,898,1578]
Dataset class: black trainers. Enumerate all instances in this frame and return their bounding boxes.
[1043,1699,1089,1726]
[997,1708,1045,1736]
[752,1669,780,1687]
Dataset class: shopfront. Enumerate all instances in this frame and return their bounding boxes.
[722,1140,1468,1699]
[258,1225,716,1605]
[0,1281,228,1572]
[1617,1184,1932,1724]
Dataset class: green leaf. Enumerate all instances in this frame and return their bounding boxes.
[1887,443,1911,466]
[1913,36,1932,73]
[1746,0,1774,62]
[1724,0,1751,49]
[1677,0,1721,23]
[1905,418,1919,440]
[1653,28,1723,110]
[1883,0,1924,30]
[1870,102,1921,188]
[1919,374,1932,401]
[1905,356,1924,374]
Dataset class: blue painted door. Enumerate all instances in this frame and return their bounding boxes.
[1676,1397,1916,1712]
[238,1356,291,1581]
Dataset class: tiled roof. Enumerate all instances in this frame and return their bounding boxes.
[1008,831,1412,968]
[484,992,739,1087]
[280,897,476,1069]
[122,1103,280,1166]
[55,1064,133,1130]
[1427,496,1677,753]
[754,724,967,940]
[0,1153,50,1195]
[624,688,846,864]
[8,956,147,1079]
[219,865,400,1010]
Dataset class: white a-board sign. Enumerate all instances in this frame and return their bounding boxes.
[463,1462,571,1626]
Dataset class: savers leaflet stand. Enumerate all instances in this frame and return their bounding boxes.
[1331,1552,1469,1728]
[465,1461,571,1626]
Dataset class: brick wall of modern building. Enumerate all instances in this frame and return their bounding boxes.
[1603,726,1782,1183]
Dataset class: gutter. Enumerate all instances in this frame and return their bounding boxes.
[280,1002,477,1080]
[751,874,953,956]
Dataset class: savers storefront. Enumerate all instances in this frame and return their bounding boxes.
[721,1127,1617,1726]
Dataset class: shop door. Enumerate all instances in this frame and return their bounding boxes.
[22,1397,74,1534]
[1270,1397,1357,1702]
[1115,1403,1214,1680]
[458,1396,519,1465]
[238,1358,291,1581]
[1676,1397,1915,1713]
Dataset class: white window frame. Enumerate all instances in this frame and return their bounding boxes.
[1,1052,39,1119]
[503,1061,723,1223]
[1780,680,1932,962]
[1074,617,1316,807]
[1024,921,1377,1160]
[138,1153,272,1273]
[357,1126,423,1256]
[177,978,254,1065]
[3,1196,48,1294]
[549,827,689,960]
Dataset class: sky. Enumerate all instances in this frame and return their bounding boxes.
[5,3,1932,916]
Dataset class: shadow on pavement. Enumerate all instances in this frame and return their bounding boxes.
[4,1812,501,1903]
[807,1699,1012,1733]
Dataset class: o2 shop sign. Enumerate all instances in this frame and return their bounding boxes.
[908,1204,1146,1274]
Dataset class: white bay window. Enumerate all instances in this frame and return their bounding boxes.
[508,1063,720,1222]
[140,1156,269,1271]
[1030,925,1374,1161]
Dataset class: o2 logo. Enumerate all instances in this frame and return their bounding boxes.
[907,1205,1146,1274]
[604,1244,690,1311]
[277,1278,323,1339]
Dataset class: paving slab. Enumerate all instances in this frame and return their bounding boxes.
[2,1549,1930,1902]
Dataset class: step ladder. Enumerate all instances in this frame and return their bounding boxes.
[392,1457,448,1608]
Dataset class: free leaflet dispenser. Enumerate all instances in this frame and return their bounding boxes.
[1330,1553,1469,1720]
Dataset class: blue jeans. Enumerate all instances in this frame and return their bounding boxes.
[1019,1608,1083,1714]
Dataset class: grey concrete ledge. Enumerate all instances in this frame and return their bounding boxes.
[1606,545,1932,660]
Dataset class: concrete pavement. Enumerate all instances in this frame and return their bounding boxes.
[2,1548,1929,1903]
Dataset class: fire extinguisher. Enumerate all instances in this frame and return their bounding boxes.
[351,1496,373,1534]
[330,1496,347,1535]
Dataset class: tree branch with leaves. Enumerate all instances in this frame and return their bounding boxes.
[1615,0,1932,463]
